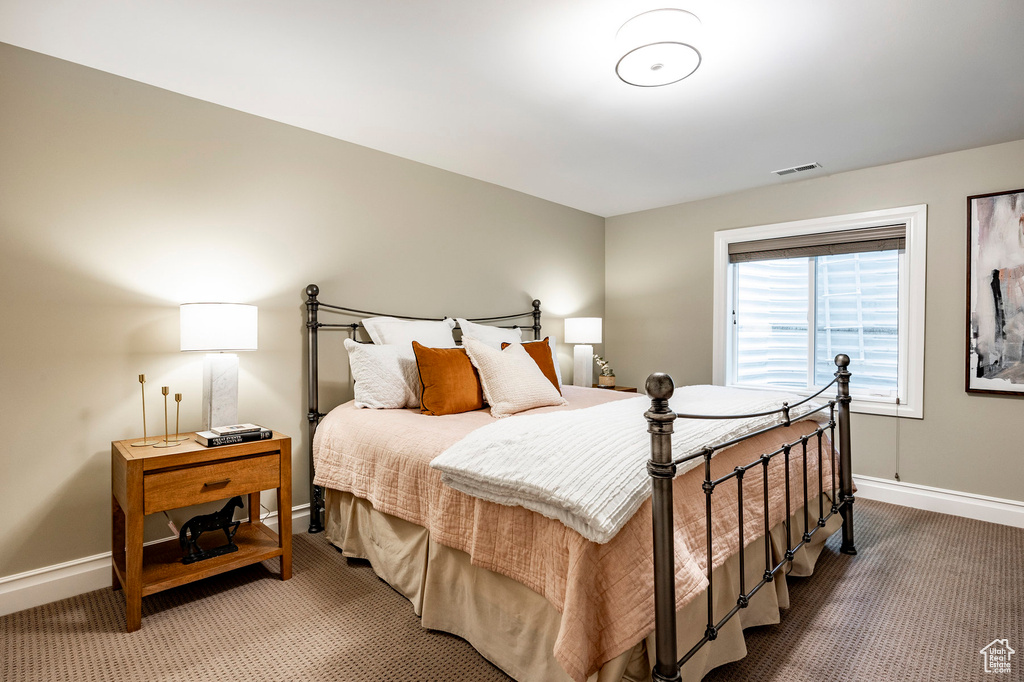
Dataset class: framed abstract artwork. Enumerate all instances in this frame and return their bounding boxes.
[967,187,1024,395]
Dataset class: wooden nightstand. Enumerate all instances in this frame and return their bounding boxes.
[592,385,638,393]
[111,432,291,632]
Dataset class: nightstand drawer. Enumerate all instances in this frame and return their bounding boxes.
[143,454,280,514]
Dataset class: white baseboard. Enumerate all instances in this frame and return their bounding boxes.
[0,504,310,618]
[853,475,1024,529]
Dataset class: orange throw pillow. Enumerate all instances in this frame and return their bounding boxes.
[502,337,561,395]
[412,341,486,415]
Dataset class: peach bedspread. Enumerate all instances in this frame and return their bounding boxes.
[312,386,835,682]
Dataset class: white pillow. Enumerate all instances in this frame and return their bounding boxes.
[457,318,523,349]
[344,338,420,409]
[463,338,567,418]
[362,316,457,348]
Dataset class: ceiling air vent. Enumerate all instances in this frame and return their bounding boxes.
[772,162,821,176]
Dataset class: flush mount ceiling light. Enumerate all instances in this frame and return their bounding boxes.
[615,8,701,87]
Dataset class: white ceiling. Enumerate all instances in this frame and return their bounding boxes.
[2,0,1023,217]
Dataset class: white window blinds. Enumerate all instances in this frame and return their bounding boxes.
[730,226,904,398]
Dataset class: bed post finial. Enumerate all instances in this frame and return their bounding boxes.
[834,354,856,555]
[646,373,675,402]
[531,299,542,340]
[646,373,682,682]
[306,284,324,534]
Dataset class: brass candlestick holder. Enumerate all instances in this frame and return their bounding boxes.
[167,392,189,442]
[153,386,180,448]
[131,374,160,446]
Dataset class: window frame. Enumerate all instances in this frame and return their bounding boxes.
[712,205,927,419]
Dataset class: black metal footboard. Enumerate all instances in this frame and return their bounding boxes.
[645,354,857,682]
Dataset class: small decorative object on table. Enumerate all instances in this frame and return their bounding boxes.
[594,354,616,387]
[179,496,244,564]
[153,386,179,448]
[167,392,189,443]
[131,374,160,447]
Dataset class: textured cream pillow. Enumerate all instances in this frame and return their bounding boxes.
[344,338,420,409]
[458,319,562,386]
[463,338,567,418]
[456,318,523,349]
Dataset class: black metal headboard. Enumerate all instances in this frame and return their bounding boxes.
[303,283,542,533]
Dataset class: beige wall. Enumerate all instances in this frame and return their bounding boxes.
[5,35,1020,584]
[606,138,1024,503]
[0,43,605,578]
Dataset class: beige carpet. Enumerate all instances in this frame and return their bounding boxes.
[704,499,1024,682]
[1,533,513,682]
[2,499,1021,681]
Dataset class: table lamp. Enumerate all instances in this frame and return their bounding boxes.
[180,303,258,430]
[564,317,602,387]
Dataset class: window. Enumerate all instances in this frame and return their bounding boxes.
[712,206,927,418]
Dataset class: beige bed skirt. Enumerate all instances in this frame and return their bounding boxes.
[324,488,841,682]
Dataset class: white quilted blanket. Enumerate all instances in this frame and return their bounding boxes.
[430,385,826,543]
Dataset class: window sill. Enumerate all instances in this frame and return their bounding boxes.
[723,382,923,419]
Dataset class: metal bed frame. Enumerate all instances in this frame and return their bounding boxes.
[303,283,542,533]
[644,355,857,681]
[304,284,856,681]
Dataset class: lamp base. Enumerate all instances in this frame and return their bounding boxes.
[572,344,594,388]
[203,353,239,430]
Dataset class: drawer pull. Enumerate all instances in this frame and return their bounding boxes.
[203,479,231,488]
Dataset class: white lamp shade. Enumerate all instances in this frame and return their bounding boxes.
[180,303,258,352]
[615,9,701,87]
[564,317,602,345]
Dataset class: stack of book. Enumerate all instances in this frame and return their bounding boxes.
[196,423,273,447]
